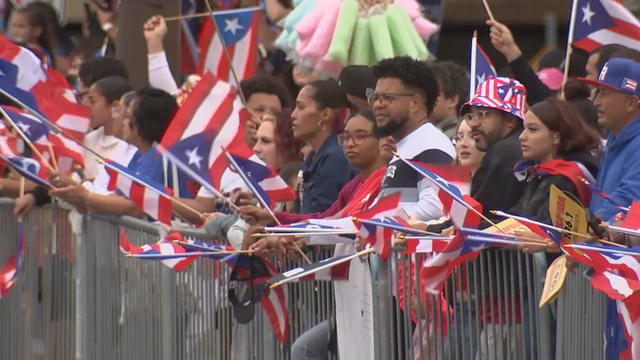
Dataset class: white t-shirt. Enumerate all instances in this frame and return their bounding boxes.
[83,127,122,180]
[83,140,139,195]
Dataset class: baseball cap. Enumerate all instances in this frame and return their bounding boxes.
[578,57,640,96]
[337,65,376,101]
[461,77,528,121]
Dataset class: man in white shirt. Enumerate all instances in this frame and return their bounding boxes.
[370,56,456,221]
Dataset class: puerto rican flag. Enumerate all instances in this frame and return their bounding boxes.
[105,160,173,227]
[469,35,497,94]
[353,193,401,260]
[0,220,25,298]
[262,260,289,343]
[403,161,477,228]
[226,152,295,207]
[561,242,640,359]
[1,106,50,149]
[622,201,640,230]
[161,72,259,192]
[197,7,261,81]
[119,229,196,271]
[0,33,47,91]
[570,0,640,52]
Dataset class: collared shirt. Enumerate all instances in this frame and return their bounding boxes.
[378,122,455,220]
[297,134,357,214]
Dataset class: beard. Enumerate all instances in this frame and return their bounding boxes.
[374,115,407,138]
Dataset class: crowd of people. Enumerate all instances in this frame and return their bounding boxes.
[0,1,639,359]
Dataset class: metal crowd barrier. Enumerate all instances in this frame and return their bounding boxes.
[372,249,607,360]
[0,198,609,359]
[0,200,335,360]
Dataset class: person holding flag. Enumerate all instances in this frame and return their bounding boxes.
[486,19,557,104]
[509,98,600,248]
[578,57,640,359]
[370,56,456,221]
[47,87,179,222]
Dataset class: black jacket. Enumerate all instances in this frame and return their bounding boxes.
[509,56,553,106]
[471,127,527,219]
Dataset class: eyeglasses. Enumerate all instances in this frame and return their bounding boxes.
[337,131,374,146]
[365,88,415,107]
[461,109,491,124]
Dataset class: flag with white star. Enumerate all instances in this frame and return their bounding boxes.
[469,39,496,92]
[571,0,640,52]
[197,7,261,81]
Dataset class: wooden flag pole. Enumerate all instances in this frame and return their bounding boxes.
[480,0,496,22]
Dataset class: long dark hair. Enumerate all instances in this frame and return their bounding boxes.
[528,99,601,156]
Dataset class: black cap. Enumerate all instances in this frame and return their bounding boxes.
[338,65,376,100]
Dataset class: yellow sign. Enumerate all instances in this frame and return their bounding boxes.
[549,184,589,244]
[539,255,569,307]
[485,218,532,234]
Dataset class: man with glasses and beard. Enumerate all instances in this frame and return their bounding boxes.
[370,56,455,221]
[461,77,528,218]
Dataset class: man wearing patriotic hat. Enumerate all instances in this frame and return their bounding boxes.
[461,76,528,217]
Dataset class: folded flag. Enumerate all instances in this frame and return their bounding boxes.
[105,160,173,226]
[119,229,196,271]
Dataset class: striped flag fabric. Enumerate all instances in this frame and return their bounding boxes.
[197,7,261,81]
[561,242,640,359]
[562,242,640,300]
[353,194,402,260]
[570,0,640,52]
[226,152,295,207]
[160,72,257,192]
[401,160,479,228]
[261,261,289,343]
[0,33,47,91]
[0,221,24,298]
[119,229,195,272]
[105,160,173,227]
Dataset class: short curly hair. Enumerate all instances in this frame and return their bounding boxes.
[240,76,291,109]
[372,56,439,115]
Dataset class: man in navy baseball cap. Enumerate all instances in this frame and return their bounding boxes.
[579,57,640,131]
[578,56,640,360]
[578,57,640,220]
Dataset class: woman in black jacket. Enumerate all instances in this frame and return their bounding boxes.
[511,98,601,227]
